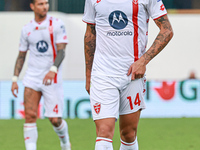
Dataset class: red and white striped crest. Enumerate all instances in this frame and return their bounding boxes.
[49,26,53,34]
[94,103,101,114]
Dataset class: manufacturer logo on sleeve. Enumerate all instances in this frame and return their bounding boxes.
[36,40,48,53]
[60,25,66,33]
[160,4,165,11]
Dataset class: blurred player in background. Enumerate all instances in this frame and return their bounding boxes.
[11,0,71,150]
[189,71,196,79]
[83,0,173,149]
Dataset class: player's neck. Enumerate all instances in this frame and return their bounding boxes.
[34,15,47,24]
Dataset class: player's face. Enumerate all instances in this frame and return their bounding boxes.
[30,0,49,18]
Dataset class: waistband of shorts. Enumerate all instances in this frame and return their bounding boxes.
[91,71,128,78]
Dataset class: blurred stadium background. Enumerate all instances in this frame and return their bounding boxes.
[0,0,200,149]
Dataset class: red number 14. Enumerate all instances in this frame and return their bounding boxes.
[127,93,141,110]
[53,104,58,114]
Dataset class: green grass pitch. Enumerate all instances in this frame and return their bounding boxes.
[0,118,200,150]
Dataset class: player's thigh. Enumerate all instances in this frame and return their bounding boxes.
[24,87,42,115]
[95,118,116,138]
[119,77,146,116]
[119,110,141,132]
[90,75,120,121]
[119,110,141,142]
[42,83,64,117]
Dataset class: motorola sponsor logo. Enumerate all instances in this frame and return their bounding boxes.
[107,31,132,36]
[36,40,48,53]
[108,10,132,36]
[109,10,128,30]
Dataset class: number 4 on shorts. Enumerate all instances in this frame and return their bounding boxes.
[127,93,141,110]
[53,104,58,114]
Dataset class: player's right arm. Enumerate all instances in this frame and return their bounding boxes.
[84,24,96,94]
[11,25,29,97]
[11,51,27,97]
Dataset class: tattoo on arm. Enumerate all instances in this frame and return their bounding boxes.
[142,15,173,64]
[56,43,66,51]
[14,51,27,76]
[54,43,67,68]
[84,24,96,76]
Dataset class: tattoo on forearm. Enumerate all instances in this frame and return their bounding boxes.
[56,43,66,51]
[54,49,65,68]
[14,52,27,76]
[53,43,66,68]
[84,24,96,74]
[143,15,173,64]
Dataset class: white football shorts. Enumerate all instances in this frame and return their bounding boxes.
[23,78,64,118]
[90,75,146,120]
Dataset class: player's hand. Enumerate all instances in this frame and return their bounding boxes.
[11,82,19,98]
[127,57,146,80]
[43,71,56,86]
[85,76,91,94]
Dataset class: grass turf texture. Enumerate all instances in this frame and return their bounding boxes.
[0,118,200,150]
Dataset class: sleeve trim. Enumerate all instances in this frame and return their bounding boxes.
[82,20,96,25]
[153,13,167,20]
[55,42,68,44]
[19,50,28,52]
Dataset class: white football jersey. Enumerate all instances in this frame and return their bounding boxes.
[19,15,68,83]
[83,0,167,77]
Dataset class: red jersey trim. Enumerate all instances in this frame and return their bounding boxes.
[132,1,139,62]
[56,42,68,44]
[82,20,96,25]
[153,13,167,20]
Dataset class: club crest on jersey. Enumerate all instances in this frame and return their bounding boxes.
[133,0,138,4]
[36,40,48,53]
[94,103,101,114]
[49,26,53,34]
[109,11,128,30]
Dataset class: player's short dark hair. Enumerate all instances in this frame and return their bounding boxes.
[30,0,35,4]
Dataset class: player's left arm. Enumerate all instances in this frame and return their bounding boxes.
[43,43,67,85]
[54,43,66,67]
[128,15,173,80]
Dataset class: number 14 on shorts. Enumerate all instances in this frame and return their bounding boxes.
[53,104,59,114]
[127,93,141,110]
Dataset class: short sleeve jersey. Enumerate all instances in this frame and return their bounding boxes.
[19,15,68,83]
[83,0,167,77]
